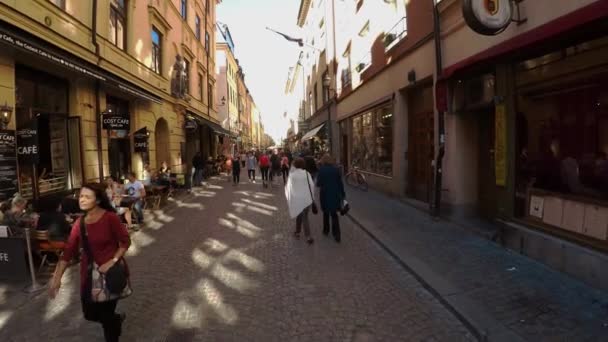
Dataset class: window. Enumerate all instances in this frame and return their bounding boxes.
[195,15,201,41]
[208,81,213,108]
[198,73,203,101]
[48,0,65,9]
[181,0,187,20]
[313,83,318,112]
[351,103,394,176]
[322,70,329,104]
[151,27,162,74]
[184,59,191,94]
[205,32,210,54]
[308,92,313,116]
[206,0,210,14]
[110,0,127,50]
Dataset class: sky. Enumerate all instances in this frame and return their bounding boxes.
[217,0,303,144]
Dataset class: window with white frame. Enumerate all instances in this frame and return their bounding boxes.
[110,0,126,50]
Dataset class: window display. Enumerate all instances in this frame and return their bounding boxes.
[350,103,393,176]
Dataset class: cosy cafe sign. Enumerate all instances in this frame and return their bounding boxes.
[462,0,514,35]
[102,111,130,130]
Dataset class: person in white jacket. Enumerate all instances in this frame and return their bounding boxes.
[285,158,315,245]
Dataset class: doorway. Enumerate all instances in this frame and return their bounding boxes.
[155,118,170,169]
[477,108,497,219]
[109,138,131,181]
[407,85,434,202]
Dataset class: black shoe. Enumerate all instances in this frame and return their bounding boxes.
[322,230,329,236]
[306,238,314,245]
[334,237,341,243]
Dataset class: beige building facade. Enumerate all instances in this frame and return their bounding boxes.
[0,0,221,201]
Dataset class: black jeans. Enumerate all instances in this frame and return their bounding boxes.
[260,167,269,182]
[281,166,289,184]
[82,298,121,342]
[323,211,341,240]
[248,169,255,180]
[233,172,240,184]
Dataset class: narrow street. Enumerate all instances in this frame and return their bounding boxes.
[0,173,474,342]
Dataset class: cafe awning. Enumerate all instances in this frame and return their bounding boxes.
[187,111,234,137]
[0,21,162,104]
[300,123,325,141]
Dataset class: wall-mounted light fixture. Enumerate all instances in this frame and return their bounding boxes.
[0,101,13,129]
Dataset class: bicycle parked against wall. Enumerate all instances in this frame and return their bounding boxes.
[344,164,368,191]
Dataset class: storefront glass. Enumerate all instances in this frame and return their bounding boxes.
[350,103,393,176]
[15,65,73,199]
[514,35,608,241]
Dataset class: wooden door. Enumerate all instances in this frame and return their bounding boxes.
[408,110,435,202]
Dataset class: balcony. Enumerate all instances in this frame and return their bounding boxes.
[355,52,371,73]
[383,17,407,51]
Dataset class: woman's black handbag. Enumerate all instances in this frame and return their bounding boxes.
[306,174,319,215]
[340,200,350,216]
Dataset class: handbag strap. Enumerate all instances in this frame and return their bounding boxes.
[305,172,314,203]
[79,214,95,302]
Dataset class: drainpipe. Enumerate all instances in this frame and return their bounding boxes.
[432,0,445,217]
[92,0,104,181]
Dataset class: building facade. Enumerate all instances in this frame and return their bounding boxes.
[0,0,222,202]
[437,0,608,290]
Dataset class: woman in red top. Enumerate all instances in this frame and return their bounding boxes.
[49,183,131,342]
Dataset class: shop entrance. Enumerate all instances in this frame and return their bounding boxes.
[407,86,434,202]
[155,118,170,169]
[477,108,497,219]
[108,138,131,181]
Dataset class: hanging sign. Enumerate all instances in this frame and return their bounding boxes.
[0,130,18,202]
[16,120,39,163]
[102,112,130,130]
[184,119,198,132]
[133,127,149,153]
[463,0,513,35]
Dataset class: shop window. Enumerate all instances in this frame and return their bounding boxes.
[110,0,127,50]
[151,27,162,74]
[15,66,75,199]
[350,103,394,176]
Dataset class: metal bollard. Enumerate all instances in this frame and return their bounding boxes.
[23,228,45,293]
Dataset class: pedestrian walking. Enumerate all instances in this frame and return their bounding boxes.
[192,151,203,187]
[232,155,241,186]
[285,158,315,245]
[49,183,132,342]
[303,150,319,180]
[247,152,257,182]
[240,152,246,169]
[281,152,290,184]
[316,155,345,243]
[259,151,270,188]
[270,149,281,187]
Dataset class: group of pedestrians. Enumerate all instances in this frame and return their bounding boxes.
[229,150,293,188]
[285,152,345,245]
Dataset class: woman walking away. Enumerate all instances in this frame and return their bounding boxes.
[259,151,271,188]
[285,158,315,245]
[316,155,345,243]
[232,155,241,186]
[247,152,257,182]
[49,183,131,342]
[281,153,290,185]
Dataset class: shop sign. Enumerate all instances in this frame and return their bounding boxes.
[102,113,130,130]
[462,0,512,35]
[16,121,39,163]
[0,130,18,202]
[494,103,507,186]
[0,238,28,280]
[133,127,149,153]
[185,119,198,131]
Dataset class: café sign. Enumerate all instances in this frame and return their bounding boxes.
[102,112,130,130]
[463,0,513,35]
[133,127,149,153]
[16,120,39,163]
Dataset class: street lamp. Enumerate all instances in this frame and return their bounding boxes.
[322,73,333,156]
[0,101,13,129]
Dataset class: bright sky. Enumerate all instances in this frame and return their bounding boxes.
[217,0,302,144]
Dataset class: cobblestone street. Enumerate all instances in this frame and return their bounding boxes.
[0,173,474,342]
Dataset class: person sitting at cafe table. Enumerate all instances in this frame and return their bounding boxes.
[125,172,146,224]
[2,194,29,237]
[142,163,152,186]
[36,199,71,248]
[105,176,137,231]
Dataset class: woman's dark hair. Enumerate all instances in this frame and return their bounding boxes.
[293,157,306,169]
[81,182,116,212]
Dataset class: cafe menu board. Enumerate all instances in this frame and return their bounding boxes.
[133,127,149,153]
[0,130,18,201]
[16,120,39,163]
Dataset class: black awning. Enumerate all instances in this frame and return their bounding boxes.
[187,111,233,137]
[0,20,162,104]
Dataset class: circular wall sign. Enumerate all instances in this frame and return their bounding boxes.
[463,0,513,35]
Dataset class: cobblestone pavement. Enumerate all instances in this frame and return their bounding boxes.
[346,188,608,341]
[0,173,474,342]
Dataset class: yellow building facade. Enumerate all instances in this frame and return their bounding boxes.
[0,0,221,201]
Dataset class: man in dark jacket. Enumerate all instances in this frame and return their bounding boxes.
[192,152,203,187]
[316,155,345,242]
[302,150,318,180]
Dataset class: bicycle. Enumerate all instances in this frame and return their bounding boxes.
[344,165,368,191]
